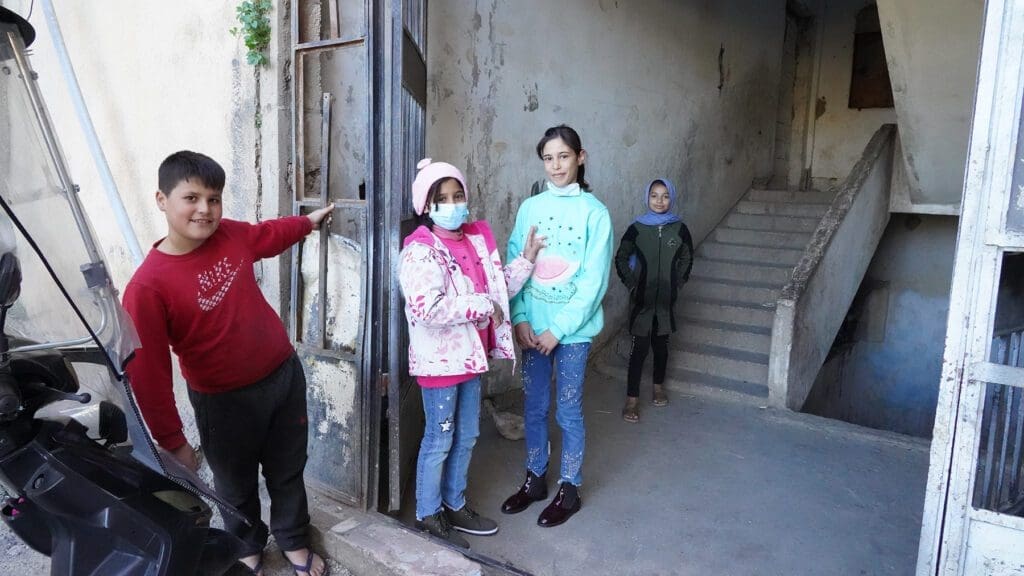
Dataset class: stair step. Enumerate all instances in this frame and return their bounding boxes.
[713,227,813,249]
[697,241,805,266]
[670,342,769,385]
[594,357,768,401]
[683,277,779,306]
[677,298,776,329]
[723,213,821,233]
[672,369,770,399]
[690,258,793,286]
[746,189,835,204]
[735,200,830,218]
[678,319,772,355]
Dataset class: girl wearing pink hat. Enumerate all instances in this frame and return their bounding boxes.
[398,158,545,548]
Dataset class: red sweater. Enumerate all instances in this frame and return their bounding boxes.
[123,217,314,450]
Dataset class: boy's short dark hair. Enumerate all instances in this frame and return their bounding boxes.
[158,150,226,194]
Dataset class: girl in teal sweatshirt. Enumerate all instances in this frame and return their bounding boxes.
[502,125,613,528]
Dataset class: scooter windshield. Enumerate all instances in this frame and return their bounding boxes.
[0,27,138,375]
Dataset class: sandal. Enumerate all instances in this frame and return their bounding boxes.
[653,384,669,407]
[622,397,639,423]
[281,549,329,576]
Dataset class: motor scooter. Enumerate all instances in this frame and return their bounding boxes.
[0,6,245,574]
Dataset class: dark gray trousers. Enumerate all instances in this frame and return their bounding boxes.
[188,352,310,557]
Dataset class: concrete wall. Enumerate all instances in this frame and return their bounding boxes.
[2,0,289,289]
[803,214,957,438]
[877,0,983,211]
[426,0,787,393]
[807,0,896,185]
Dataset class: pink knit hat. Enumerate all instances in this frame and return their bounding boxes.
[411,158,467,215]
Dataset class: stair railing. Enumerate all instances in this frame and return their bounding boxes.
[768,124,897,410]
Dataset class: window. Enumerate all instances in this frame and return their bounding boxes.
[848,5,894,109]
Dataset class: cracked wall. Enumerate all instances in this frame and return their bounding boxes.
[426,0,787,394]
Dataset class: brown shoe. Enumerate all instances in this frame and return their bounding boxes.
[537,482,581,528]
[622,397,639,423]
[501,471,548,514]
[653,384,669,406]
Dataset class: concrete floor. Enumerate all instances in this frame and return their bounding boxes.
[0,359,931,576]
[423,361,931,576]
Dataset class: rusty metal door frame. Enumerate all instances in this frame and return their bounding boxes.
[381,0,427,512]
[287,0,378,509]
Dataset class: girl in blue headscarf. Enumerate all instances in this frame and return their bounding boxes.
[613,178,693,423]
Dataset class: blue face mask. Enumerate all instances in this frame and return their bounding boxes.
[431,202,470,230]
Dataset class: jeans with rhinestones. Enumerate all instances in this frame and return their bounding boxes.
[522,343,590,486]
[415,376,481,520]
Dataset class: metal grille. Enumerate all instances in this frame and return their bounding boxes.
[402,0,426,53]
[974,329,1024,515]
[400,87,425,219]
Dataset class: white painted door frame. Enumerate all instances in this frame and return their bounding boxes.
[917,1,1024,574]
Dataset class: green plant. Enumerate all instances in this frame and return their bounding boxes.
[230,0,273,67]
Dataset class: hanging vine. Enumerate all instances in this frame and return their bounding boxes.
[230,0,273,67]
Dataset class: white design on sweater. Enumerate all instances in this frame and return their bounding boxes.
[197,257,241,312]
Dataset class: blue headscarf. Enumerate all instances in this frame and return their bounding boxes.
[635,178,681,226]
[629,178,682,270]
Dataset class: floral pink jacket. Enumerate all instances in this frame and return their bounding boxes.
[398,221,533,379]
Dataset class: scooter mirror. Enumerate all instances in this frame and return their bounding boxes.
[98,400,127,445]
[0,253,22,309]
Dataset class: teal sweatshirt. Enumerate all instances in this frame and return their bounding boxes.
[507,189,613,344]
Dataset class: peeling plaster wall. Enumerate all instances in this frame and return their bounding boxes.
[807,0,896,185]
[427,0,786,393]
[803,214,957,438]
[0,1,289,449]
[877,0,983,209]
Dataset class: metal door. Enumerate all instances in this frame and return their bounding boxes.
[288,0,376,508]
[918,1,1024,573]
[381,0,427,512]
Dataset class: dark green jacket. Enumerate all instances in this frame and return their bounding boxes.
[614,221,694,336]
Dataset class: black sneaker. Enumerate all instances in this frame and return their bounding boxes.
[415,511,470,548]
[444,503,499,535]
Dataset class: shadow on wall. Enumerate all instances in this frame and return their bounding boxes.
[802,214,958,438]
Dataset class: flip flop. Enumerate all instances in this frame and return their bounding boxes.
[622,399,639,423]
[281,549,329,576]
[653,385,669,407]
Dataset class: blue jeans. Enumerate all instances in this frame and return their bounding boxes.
[522,343,590,486]
[415,377,481,520]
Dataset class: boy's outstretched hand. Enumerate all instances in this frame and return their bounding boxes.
[522,225,547,263]
[170,442,200,473]
[307,203,336,228]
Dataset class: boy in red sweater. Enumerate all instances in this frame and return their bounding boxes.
[123,151,332,576]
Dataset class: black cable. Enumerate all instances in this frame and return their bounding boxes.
[26,0,34,21]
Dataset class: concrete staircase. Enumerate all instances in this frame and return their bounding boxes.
[670,188,836,399]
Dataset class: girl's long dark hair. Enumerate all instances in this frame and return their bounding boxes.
[535,124,590,191]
